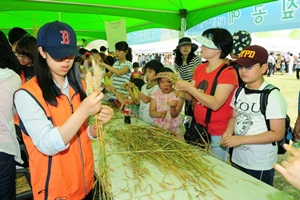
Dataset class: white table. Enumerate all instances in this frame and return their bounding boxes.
[93,117,285,200]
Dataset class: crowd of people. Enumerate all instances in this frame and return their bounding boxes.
[1,20,300,199]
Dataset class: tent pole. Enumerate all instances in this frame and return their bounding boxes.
[179,9,187,38]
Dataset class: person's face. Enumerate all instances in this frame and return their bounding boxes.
[39,47,75,83]
[145,68,156,82]
[179,44,191,56]
[237,63,267,83]
[115,49,126,60]
[159,77,172,94]
[15,52,33,67]
[200,45,220,60]
[133,67,139,72]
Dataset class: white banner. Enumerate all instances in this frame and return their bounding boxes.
[105,19,127,52]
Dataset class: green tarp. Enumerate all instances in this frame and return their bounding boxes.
[1,0,276,43]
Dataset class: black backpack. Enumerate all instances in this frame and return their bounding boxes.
[234,84,293,154]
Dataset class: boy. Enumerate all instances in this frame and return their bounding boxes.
[221,45,287,186]
[131,62,143,79]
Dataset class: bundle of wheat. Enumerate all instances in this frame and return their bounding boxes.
[84,56,113,200]
[105,125,223,199]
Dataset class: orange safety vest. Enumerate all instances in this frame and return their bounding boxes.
[18,77,94,200]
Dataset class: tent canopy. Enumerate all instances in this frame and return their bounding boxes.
[1,0,275,43]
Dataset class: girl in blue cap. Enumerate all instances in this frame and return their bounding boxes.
[14,21,114,200]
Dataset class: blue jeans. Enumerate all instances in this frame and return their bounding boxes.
[210,135,228,162]
[232,163,275,186]
[0,152,16,200]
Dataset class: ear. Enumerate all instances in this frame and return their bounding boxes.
[38,47,47,59]
[261,63,268,74]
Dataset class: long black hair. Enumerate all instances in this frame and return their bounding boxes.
[0,30,20,74]
[35,49,87,106]
[174,44,198,66]
[115,41,132,62]
[16,35,37,65]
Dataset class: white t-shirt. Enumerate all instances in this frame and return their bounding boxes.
[231,81,287,170]
[138,84,159,124]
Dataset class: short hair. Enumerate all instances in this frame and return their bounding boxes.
[90,48,99,54]
[133,62,140,68]
[100,46,107,52]
[157,67,174,82]
[8,27,28,45]
[130,78,145,91]
[78,48,89,55]
[143,60,164,74]
[202,28,233,59]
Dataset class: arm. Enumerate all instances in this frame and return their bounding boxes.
[294,114,300,140]
[169,98,184,118]
[149,98,166,119]
[99,61,130,77]
[221,108,236,145]
[138,90,152,103]
[105,85,127,106]
[176,80,235,111]
[222,118,285,147]
[123,83,140,105]
[14,89,104,155]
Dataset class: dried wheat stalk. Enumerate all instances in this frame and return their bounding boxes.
[84,55,113,200]
[105,125,223,199]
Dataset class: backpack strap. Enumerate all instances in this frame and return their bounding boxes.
[259,84,279,146]
[204,64,228,126]
[234,83,246,107]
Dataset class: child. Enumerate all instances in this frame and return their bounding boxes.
[150,67,184,135]
[131,62,143,79]
[133,60,164,124]
[221,45,287,186]
[14,21,114,199]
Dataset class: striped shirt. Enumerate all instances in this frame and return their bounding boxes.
[111,60,133,94]
[174,56,202,81]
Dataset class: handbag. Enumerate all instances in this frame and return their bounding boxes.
[184,121,210,149]
[183,64,228,149]
[183,100,210,149]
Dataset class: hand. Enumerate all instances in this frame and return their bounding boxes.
[221,135,242,148]
[175,80,191,92]
[123,82,134,90]
[105,85,116,92]
[168,100,178,108]
[80,88,103,117]
[95,105,114,124]
[161,111,167,120]
[274,144,300,190]
[220,131,232,145]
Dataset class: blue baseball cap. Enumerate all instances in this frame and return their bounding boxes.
[37,21,79,59]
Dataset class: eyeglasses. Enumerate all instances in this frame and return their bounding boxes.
[236,64,257,70]
[14,52,31,61]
